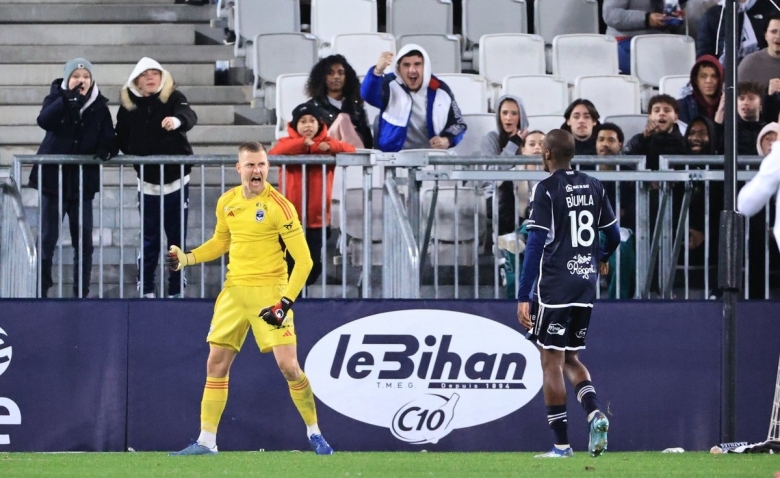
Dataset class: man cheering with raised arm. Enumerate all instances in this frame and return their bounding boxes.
[166,141,333,456]
[516,130,621,458]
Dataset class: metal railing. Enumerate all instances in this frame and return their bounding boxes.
[0,178,37,298]
[382,173,420,298]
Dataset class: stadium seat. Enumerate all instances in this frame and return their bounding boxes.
[534,0,600,46]
[422,186,486,267]
[479,34,545,89]
[332,33,396,77]
[452,114,495,156]
[387,0,453,38]
[253,33,318,110]
[574,75,641,117]
[461,0,528,61]
[527,115,564,133]
[659,74,690,98]
[552,34,619,85]
[630,34,696,88]
[435,74,490,114]
[399,34,461,74]
[311,0,377,50]
[275,73,310,139]
[604,114,648,143]
[501,75,569,116]
[234,0,300,60]
[344,188,386,266]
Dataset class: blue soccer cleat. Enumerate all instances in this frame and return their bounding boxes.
[309,434,334,455]
[534,446,574,458]
[169,441,218,456]
[588,411,609,457]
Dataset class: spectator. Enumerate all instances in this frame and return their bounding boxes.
[116,57,198,298]
[678,55,724,125]
[360,44,467,152]
[737,13,780,90]
[624,94,686,169]
[268,103,356,288]
[595,123,636,298]
[480,94,529,240]
[684,115,719,155]
[603,0,684,74]
[757,122,778,155]
[30,58,118,298]
[305,55,373,149]
[696,0,775,64]
[561,99,600,155]
[714,81,767,155]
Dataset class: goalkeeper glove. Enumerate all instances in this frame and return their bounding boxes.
[165,245,195,271]
[259,297,293,327]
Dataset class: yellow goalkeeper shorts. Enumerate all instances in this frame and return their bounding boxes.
[206,284,296,353]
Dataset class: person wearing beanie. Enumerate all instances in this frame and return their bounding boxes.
[269,103,356,290]
[29,57,118,298]
[115,57,198,298]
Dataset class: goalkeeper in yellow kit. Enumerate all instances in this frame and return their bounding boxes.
[167,141,333,456]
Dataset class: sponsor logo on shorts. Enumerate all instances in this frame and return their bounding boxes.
[304,310,542,444]
[575,328,587,339]
[547,324,566,336]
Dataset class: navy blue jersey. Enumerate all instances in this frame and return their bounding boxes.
[526,169,617,307]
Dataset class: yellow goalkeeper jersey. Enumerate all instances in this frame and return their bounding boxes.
[190,184,313,298]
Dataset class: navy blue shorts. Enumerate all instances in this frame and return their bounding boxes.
[529,301,592,351]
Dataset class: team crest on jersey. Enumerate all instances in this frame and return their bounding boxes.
[255,210,265,222]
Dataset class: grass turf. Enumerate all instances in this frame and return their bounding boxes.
[1,452,778,478]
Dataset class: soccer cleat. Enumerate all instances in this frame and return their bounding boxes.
[169,442,218,456]
[309,434,334,455]
[588,411,609,457]
[534,446,574,458]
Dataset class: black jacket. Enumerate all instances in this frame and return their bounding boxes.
[696,2,774,60]
[623,124,686,170]
[29,79,118,201]
[116,75,197,185]
[306,96,373,149]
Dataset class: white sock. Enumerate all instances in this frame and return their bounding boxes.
[587,410,600,422]
[554,444,570,450]
[197,430,217,450]
[306,423,321,437]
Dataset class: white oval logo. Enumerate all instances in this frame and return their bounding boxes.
[0,327,11,377]
[304,309,542,444]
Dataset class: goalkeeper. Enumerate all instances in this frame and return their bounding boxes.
[168,141,333,456]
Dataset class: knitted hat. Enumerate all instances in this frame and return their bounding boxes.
[63,58,93,82]
[290,103,323,134]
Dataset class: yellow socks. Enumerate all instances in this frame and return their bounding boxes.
[288,372,318,428]
[200,376,229,437]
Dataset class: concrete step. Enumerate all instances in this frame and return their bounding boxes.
[0,45,234,64]
[0,4,213,23]
[0,105,236,126]
[0,85,252,106]
[0,24,195,46]
[0,125,275,145]
[0,63,213,86]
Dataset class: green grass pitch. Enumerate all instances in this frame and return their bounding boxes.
[1,451,778,477]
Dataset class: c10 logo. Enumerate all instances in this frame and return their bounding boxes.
[391,394,459,444]
[0,327,21,446]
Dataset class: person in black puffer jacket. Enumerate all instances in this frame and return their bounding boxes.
[116,57,197,298]
[29,57,118,298]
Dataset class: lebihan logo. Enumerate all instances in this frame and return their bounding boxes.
[304,310,542,444]
[0,326,21,446]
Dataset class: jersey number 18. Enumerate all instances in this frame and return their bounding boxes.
[568,210,595,247]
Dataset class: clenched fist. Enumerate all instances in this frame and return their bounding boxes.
[374,51,395,76]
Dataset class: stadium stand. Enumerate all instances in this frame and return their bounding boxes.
[275,73,310,139]
[574,75,642,118]
[234,0,300,65]
[527,115,565,134]
[659,74,690,99]
[253,33,318,110]
[452,114,495,156]
[331,33,397,78]
[461,0,528,63]
[603,114,649,143]
[386,0,453,38]
[552,34,619,85]
[399,34,461,74]
[434,73,490,115]
[534,0,600,45]
[501,75,569,116]
[311,0,378,52]
[478,34,546,107]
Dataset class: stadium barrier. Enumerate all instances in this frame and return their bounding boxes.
[0,299,777,452]
[7,153,777,300]
[0,178,36,298]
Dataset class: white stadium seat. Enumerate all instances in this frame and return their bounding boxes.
[435,73,490,114]
[452,114,495,156]
[462,0,528,58]
[630,34,696,87]
[311,0,377,48]
[275,73,310,139]
[534,0,600,45]
[399,34,461,74]
[501,75,569,116]
[574,75,641,117]
[332,33,396,78]
[659,74,690,98]
[478,34,546,87]
[387,0,453,38]
[234,0,299,59]
[552,34,619,85]
[603,114,648,142]
[253,33,318,110]
[527,115,564,134]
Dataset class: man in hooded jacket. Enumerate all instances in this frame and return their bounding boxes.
[116,57,198,298]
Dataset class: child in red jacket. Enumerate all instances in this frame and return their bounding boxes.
[269,103,356,286]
